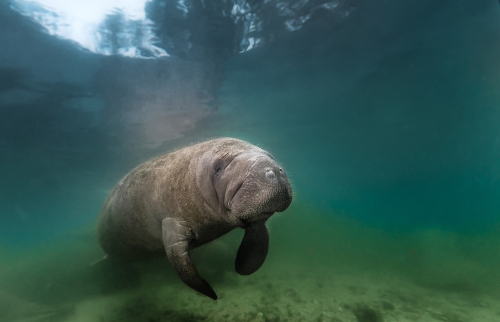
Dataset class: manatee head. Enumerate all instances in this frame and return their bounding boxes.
[197,139,292,226]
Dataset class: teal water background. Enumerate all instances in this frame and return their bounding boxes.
[1,1,500,320]
[2,0,500,243]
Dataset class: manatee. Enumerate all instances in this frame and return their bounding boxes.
[97,138,293,299]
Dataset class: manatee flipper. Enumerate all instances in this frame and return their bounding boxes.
[235,224,269,275]
[162,218,217,300]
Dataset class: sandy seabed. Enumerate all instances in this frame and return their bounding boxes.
[2,204,500,322]
[66,262,500,322]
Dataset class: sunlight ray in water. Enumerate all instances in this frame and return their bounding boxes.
[10,0,168,58]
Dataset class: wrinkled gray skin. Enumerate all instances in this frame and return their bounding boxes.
[97,138,293,300]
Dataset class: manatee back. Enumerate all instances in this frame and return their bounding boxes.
[97,140,217,260]
[97,159,178,261]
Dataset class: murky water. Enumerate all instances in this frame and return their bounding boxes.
[1,1,500,321]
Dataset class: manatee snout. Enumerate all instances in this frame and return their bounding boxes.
[231,157,292,222]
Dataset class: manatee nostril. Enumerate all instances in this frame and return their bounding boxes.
[265,169,275,178]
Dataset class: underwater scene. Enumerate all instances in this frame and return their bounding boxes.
[2,0,500,321]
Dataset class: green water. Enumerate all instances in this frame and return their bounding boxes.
[2,0,500,321]
[1,200,500,321]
